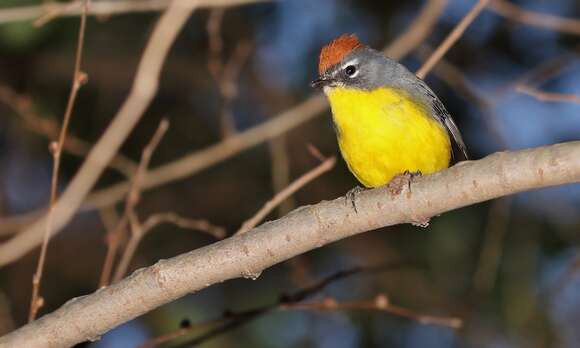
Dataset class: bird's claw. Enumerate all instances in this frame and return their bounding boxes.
[345,186,365,213]
[387,170,422,196]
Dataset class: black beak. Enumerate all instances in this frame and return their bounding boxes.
[311,76,331,89]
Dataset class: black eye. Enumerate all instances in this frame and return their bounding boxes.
[345,65,357,77]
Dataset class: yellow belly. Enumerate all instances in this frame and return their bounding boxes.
[327,87,451,188]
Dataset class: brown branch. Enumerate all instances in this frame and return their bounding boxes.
[236,155,336,235]
[28,0,89,322]
[100,119,170,287]
[515,85,580,104]
[139,262,413,348]
[0,0,446,269]
[490,0,580,35]
[206,7,252,138]
[416,0,491,79]
[281,294,461,328]
[0,0,198,267]
[0,83,138,178]
[384,0,448,59]
[0,0,271,24]
[2,141,580,347]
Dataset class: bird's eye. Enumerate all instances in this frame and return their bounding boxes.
[345,65,357,77]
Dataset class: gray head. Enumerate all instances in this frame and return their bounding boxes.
[311,35,415,92]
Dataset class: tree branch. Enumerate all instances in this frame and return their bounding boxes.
[2,141,580,347]
[0,0,271,24]
[0,0,446,267]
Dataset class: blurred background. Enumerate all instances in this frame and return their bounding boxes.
[0,0,579,347]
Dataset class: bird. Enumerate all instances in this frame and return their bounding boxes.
[312,34,468,193]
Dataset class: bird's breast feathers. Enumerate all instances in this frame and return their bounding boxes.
[326,87,451,187]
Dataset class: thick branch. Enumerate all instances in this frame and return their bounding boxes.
[2,141,580,348]
[0,0,446,266]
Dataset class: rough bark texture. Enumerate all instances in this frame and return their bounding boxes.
[1,141,580,347]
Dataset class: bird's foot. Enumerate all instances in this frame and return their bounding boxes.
[345,185,366,213]
[387,170,422,196]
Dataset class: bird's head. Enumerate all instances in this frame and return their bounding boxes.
[312,34,402,93]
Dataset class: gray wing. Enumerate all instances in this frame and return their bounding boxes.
[405,78,469,161]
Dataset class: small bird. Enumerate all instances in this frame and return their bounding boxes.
[312,34,468,191]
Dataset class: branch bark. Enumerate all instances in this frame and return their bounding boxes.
[0,0,446,266]
[2,141,580,348]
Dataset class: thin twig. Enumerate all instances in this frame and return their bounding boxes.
[28,0,89,322]
[0,0,199,269]
[515,85,580,104]
[416,0,491,79]
[281,294,461,328]
[0,0,447,270]
[34,0,82,27]
[0,0,271,24]
[109,119,170,284]
[0,83,138,178]
[490,0,580,35]
[141,212,226,239]
[235,155,336,235]
[138,262,417,348]
[206,8,252,137]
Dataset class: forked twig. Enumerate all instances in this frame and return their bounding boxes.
[28,0,89,322]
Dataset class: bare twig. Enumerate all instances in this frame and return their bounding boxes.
[0,83,138,178]
[98,220,128,287]
[416,0,491,79]
[34,0,82,27]
[139,262,415,348]
[236,155,336,235]
[0,0,271,24]
[206,8,252,137]
[0,0,199,268]
[490,0,580,35]
[281,294,461,328]
[0,0,446,269]
[3,141,580,347]
[140,213,226,240]
[515,85,580,104]
[109,120,225,283]
[384,0,448,59]
[111,120,169,283]
[100,119,170,287]
[28,0,89,322]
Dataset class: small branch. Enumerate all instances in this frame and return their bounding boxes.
[490,0,580,35]
[140,213,226,240]
[236,155,336,235]
[109,119,170,284]
[416,0,491,79]
[0,0,271,24]
[0,0,199,270]
[280,294,461,328]
[139,262,413,348]
[206,8,252,138]
[515,84,580,104]
[28,0,89,322]
[0,0,449,271]
[3,141,580,347]
[0,83,138,178]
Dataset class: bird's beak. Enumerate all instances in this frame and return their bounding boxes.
[311,76,333,89]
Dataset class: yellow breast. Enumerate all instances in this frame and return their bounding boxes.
[326,87,451,188]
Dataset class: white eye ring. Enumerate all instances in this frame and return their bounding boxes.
[344,65,358,78]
